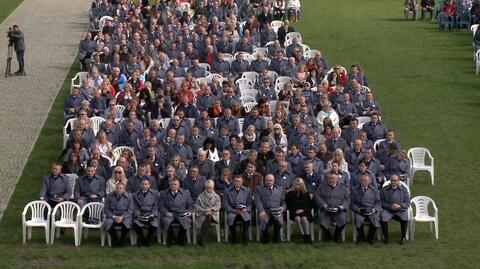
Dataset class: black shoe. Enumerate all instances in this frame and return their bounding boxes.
[198,240,204,247]
[399,238,407,245]
[383,237,389,244]
[14,71,25,76]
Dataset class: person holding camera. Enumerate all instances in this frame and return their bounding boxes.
[9,25,25,76]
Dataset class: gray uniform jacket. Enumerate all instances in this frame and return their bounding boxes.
[351,185,381,228]
[362,122,388,141]
[10,31,25,51]
[39,174,72,201]
[255,185,286,230]
[314,183,350,228]
[223,186,253,226]
[74,175,106,202]
[133,189,160,228]
[380,185,410,221]
[159,188,194,230]
[194,191,221,229]
[183,175,207,201]
[190,159,216,181]
[102,191,134,230]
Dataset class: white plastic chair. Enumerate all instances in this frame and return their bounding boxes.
[476,50,480,75]
[271,20,284,33]
[471,24,478,36]
[407,147,435,185]
[275,76,293,87]
[101,155,113,168]
[223,53,234,65]
[301,44,310,55]
[253,47,268,56]
[71,71,89,90]
[242,72,259,84]
[198,63,211,72]
[286,210,315,242]
[236,78,254,90]
[207,73,223,83]
[159,118,171,129]
[65,173,78,200]
[63,118,77,149]
[196,77,209,87]
[243,102,258,113]
[51,201,81,246]
[373,139,386,152]
[239,96,257,106]
[305,49,320,59]
[240,88,258,98]
[285,32,302,46]
[115,105,126,117]
[193,214,221,244]
[90,116,105,136]
[267,71,279,82]
[327,66,348,77]
[111,146,135,161]
[356,116,371,125]
[410,196,439,240]
[77,202,105,246]
[22,201,51,244]
[99,16,113,31]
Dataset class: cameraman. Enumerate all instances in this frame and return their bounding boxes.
[9,25,25,76]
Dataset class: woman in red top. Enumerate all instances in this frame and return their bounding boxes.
[442,0,457,17]
[176,82,194,105]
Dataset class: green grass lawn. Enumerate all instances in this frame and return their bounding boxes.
[0,0,24,24]
[1,0,479,268]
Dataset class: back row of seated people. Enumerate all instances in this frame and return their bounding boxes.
[40,153,410,247]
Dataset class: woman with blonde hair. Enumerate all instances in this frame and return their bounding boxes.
[326,148,349,173]
[286,178,314,244]
[194,180,221,246]
[268,123,288,153]
[106,166,128,194]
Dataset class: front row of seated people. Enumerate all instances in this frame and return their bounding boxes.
[40,162,410,247]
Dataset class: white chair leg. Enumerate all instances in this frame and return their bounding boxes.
[51,226,56,244]
[310,222,315,242]
[22,225,26,244]
[78,227,83,245]
[430,221,433,232]
[286,221,291,241]
[28,227,32,240]
[84,228,89,239]
[216,224,221,243]
[101,230,105,247]
[187,229,192,244]
[410,221,415,240]
[74,228,79,247]
[56,226,60,238]
[45,226,50,244]
[430,170,434,185]
[157,227,162,244]
[435,220,439,240]
[352,225,357,241]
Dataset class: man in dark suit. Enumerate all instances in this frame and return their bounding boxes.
[74,165,105,207]
[159,178,194,246]
[132,178,160,246]
[255,174,286,244]
[351,175,381,244]
[380,175,410,245]
[362,113,388,141]
[223,175,253,245]
[102,182,134,247]
[215,150,237,181]
[325,127,348,153]
[183,166,207,202]
[39,163,72,207]
[314,174,350,242]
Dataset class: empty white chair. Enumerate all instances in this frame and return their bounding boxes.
[90,116,105,136]
[305,49,320,59]
[243,102,258,113]
[71,71,89,90]
[77,202,105,246]
[271,20,284,33]
[253,47,268,56]
[242,71,259,84]
[410,196,439,240]
[65,173,79,200]
[240,88,258,98]
[407,147,435,185]
[63,118,77,149]
[236,78,254,90]
[22,201,51,244]
[239,96,257,106]
[51,201,81,246]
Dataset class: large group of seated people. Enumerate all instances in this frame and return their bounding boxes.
[38,0,412,247]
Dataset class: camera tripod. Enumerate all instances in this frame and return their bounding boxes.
[5,44,13,77]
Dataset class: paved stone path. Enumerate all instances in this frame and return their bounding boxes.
[0,0,91,219]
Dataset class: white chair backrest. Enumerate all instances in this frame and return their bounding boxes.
[471,24,478,36]
[159,118,171,129]
[476,50,480,63]
[90,116,105,136]
[239,96,257,106]
[242,72,259,84]
[236,78,254,90]
[238,118,245,129]
[71,71,89,90]
[111,146,135,161]
[411,196,437,218]
[53,201,80,222]
[254,47,268,56]
[356,116,371,125]
[265,41,276,48]
[99,16,113,30]
[115,105,126,117]
[207,73,223,83]
[271,20,284,33]
[64,118,77,135]
[382,180,410,195]
[196,77,209,87]
[407,147,433,166]
[65,174,79,199]
[275,76,293,86]
[243,102,258,113]
[267,71,279,82]
[101,155,113,167]
[240,88,258,98]
[23,201,51,222]
[80,202,104,222]
[373,139,386,152]
[198,63,211,72]
[301,44,310,55]
[305,49,320,59]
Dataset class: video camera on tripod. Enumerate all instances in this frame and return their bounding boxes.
[5,27,14,77]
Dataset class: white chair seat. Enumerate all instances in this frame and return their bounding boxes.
[26,220,48,226]
[54,220,77,227]
[415,215,435,222]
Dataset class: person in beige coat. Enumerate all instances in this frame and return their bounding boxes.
[194,180,221,246]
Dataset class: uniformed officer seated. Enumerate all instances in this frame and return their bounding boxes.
[159,177,194,246]
[102,182,134,247]
[255,174,286,244]
[132,178,160,246]
[223,175,253,245]
[39,163,72,208]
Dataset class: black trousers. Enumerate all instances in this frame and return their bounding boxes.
[381,215,408,239]
[261,218,282,243]
[229,215,250,243]
[133,223,156,246]
[108,223,129,247]
[198,215,213,243]
[166,219,187,245]
[15,50,24,72]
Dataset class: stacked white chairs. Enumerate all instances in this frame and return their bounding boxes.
[239,96,257,106]
[236,78,255,90]
[77,202,105,246]
[22,201,51,244]
[407,147,435,185]
[240,88,258,98]
[410,196,439,240]
[51,201,81,246]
